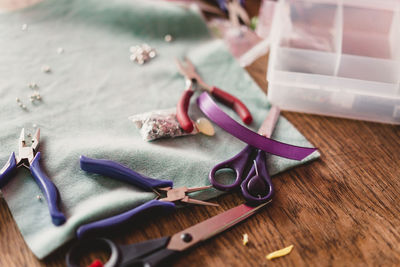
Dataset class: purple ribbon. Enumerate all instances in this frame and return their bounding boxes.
[196,92,317,161]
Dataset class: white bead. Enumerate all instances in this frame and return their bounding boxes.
[164,34,173,42]
[21,24,28,31]
[130,44,156,64]
[57,47,64,54]
[28,82,38,89]
[142,44,150,50]
[130,54,137,61]
[129,46,138,53]
[41,65,51,73]
[149,51,156,58]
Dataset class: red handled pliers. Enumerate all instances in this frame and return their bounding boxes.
[175,58,253,133]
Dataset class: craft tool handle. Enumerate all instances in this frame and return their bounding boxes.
[127,246,177,267]
[76,200,176,239]
[80,156,173,191]
[211,87,253,125]
[66,237,175,267]
[209,145,254,191]
[30,152,66,226]
[240,150,274,206]
[176,89,195,133]
[0,152,17,187]
[66,238,121,267]
[119,237,175,267]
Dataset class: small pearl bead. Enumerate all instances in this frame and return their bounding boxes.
[149,51,156,58]
[41,65,51,73]
[164,34,173,42]
[28,82,38,89]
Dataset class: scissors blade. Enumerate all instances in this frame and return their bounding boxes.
[181,196,219,207]
[258,106,280,138]
[166,200,271,251]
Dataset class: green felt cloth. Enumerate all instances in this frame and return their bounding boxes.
[0,0,319,259]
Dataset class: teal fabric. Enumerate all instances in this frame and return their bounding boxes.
[0,0,319,259]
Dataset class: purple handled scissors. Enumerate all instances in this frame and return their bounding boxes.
[209,106,280,205]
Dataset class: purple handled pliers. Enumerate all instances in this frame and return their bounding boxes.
[0,129,66,226]
[76,156,218,239]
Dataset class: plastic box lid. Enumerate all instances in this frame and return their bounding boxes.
[267,0,400,124]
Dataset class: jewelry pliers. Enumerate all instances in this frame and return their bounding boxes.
[176,58,253,133]
[76,156,218,239]
[0,129,66,226]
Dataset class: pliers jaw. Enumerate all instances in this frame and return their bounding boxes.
[175,58,212,92]
[16,128,40,168]
[157,185,219,207]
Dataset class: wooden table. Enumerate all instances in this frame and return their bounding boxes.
[1,1,399,266]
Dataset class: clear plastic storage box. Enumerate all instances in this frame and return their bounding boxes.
[267,0,400,124]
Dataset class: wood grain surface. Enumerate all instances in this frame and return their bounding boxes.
[1,1,400,266]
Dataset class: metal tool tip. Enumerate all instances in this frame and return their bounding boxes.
[32,128,40,151]
[19,128,26,146]
[34,128,40,141]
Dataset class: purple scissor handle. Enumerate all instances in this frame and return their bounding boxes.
[210,145,273,206]
[210,106,281,206]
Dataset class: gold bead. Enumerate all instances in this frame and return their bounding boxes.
[195,118,215,136]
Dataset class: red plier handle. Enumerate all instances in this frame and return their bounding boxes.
[177,87,253,133]
[176,88,195,133]
[211,86,253,124]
